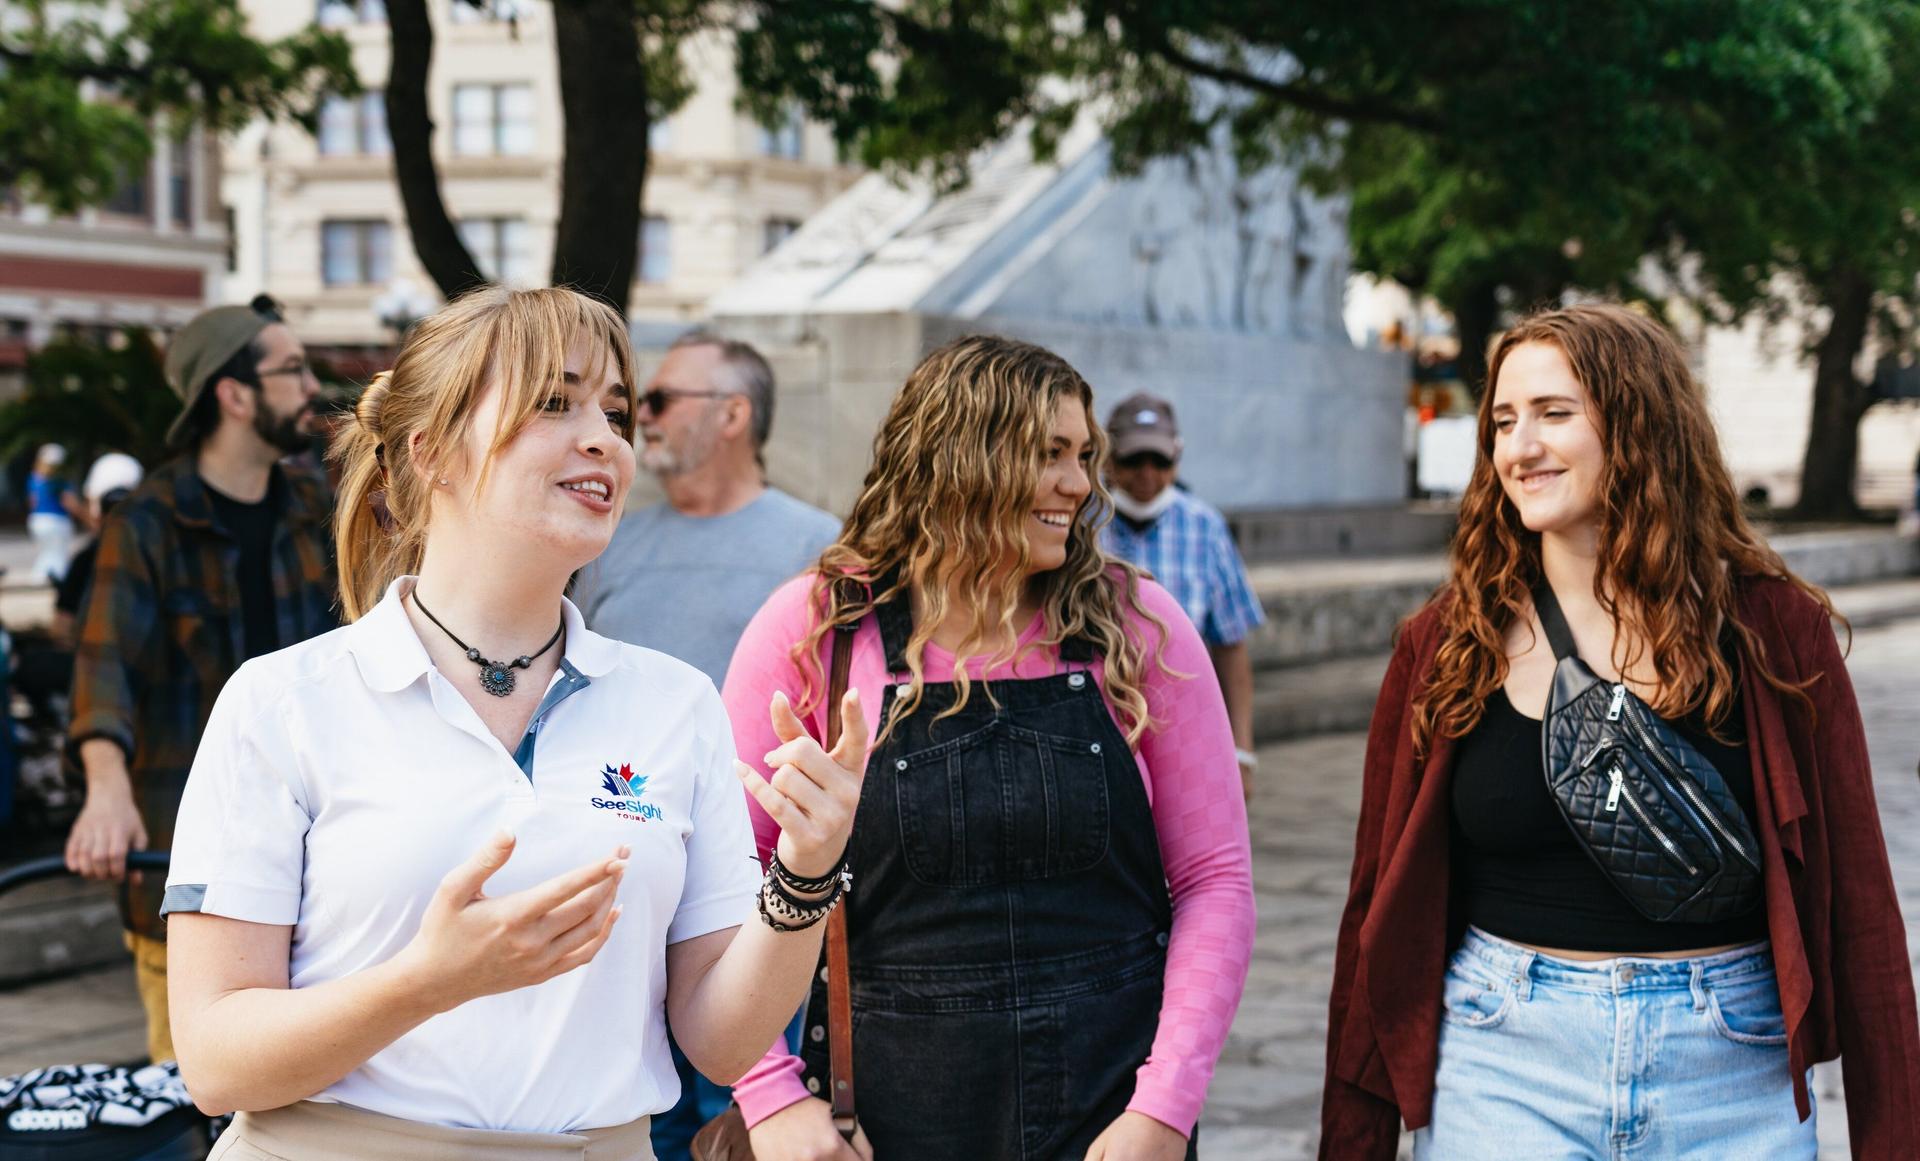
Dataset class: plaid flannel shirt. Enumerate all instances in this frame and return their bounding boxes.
[68,457,339,938]
[1100,487,1265,648]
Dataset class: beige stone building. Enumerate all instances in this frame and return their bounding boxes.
[0,123,225,394]
[224,0,861,346]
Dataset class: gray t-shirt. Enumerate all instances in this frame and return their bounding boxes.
[577,488,841,687]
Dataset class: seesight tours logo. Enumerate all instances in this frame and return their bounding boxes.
[591,762,663,821]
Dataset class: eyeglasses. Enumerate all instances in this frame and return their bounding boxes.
[638,387,731,416]
[1114,452,1174,471]
[256,361,317,382]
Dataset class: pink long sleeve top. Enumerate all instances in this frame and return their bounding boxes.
[720,572,1256,1136]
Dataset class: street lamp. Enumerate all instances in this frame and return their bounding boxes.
[372,278,435,342]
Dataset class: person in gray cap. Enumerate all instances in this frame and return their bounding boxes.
[1100,392,1266,798]
[63,296,340,1064]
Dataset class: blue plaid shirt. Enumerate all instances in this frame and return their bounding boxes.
[1100,488,1265,647]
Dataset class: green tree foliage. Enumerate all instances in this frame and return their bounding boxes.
[0,0,355,211]
[1674,4,1920,517]
[744,0,1913,514]
[0,330,181,469]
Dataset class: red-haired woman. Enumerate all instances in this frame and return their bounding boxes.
[1320,303,1920,1159]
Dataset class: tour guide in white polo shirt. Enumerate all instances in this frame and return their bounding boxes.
[160,287,870,1159]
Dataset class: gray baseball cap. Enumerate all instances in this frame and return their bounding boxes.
[1106,392,1182,459]
[161,305,276,448]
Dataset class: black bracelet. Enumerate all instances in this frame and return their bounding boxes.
[769,848,847,894]
[756,870,846,932]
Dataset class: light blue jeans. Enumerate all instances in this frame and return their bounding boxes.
[1413,927,1816,1160]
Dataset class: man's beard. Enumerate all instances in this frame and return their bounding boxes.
[639,408,725,478]
[254,401,311,455]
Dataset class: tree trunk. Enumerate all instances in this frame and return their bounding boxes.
[1790,268,1876,521]
[550,0,647,315]
[386,0,487,302]
[1450,279,1501,396]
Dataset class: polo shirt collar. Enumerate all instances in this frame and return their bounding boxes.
[348,577,621,694]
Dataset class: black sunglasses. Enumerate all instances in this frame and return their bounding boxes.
[638,387,729,416]
[1114,451,1174,471]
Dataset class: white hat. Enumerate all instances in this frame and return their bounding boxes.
[83,452,144,502]
[36,443,66,467]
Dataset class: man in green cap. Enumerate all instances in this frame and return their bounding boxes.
[63,296,341,1063]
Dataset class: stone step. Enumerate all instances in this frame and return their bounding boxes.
[0,876,126,988]
[1244,528,1920,669]
[1248,574,1920,744]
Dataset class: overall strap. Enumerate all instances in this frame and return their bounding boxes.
[824,627,858,1140]
[871,569,1100,671]
[1530,581,1579,662]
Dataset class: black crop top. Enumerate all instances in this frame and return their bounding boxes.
[1450,684,1767,953]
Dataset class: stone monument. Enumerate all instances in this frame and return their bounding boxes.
[689,115,1416,556]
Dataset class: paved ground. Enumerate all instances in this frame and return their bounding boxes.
[1203,608,1920,1160]
[3,591,1917,1159]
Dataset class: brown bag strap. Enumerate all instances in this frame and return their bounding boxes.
[822,628,858,1140]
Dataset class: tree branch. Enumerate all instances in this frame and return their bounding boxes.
[1129,29,1444,134]
[549,0,647,314]
[385,0,488,302]
[0,41,178,91]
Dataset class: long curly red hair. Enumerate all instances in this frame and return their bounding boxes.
[1411,303,1836,755]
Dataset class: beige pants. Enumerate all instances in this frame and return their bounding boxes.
[209,1100,655,1161]
[124,931,174,1064]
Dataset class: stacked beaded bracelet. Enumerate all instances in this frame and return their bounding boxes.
[757,850,851,932]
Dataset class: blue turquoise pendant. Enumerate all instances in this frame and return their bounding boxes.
[480,663,516,697]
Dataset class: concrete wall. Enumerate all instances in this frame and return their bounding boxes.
[643,310,1407,516]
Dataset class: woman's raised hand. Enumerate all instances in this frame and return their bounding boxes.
[737,689,870,880]
[395,830,625,1010]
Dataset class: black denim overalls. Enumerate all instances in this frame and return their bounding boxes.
[798,592,1193,1161]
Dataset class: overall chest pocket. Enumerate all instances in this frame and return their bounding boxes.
[892,719,1112,887]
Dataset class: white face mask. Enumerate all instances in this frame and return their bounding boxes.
[1110,485,1178,523]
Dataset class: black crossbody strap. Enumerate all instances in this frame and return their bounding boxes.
[1530,581,1578,662]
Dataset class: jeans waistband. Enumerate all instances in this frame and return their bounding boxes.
[1458,926,1774,993]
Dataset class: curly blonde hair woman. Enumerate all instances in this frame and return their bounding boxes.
[721,334,1255,1161]
[162,287,869,1159]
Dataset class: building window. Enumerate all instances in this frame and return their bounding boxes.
[637,215,671,283]
[321,219,393,286]
[453,83,535,156]
[756,105,804,160]
[458,218,534,282]
[449,0,522,24]
[225,205,238,273]
[762,217,800,254]
[102,166,151,219]
[317,0,385,26]
[169,135,193,228]
[318,91,390,156]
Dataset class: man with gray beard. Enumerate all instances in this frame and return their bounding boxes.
[578,331,839,688]
[575,330,837,1161]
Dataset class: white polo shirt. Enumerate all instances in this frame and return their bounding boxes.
[162,578,761,1133]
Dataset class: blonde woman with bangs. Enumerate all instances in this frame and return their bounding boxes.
[161,286,868,1159]
[724,335,1255,1161]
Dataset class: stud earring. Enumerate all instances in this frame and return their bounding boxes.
[437,476,449,486]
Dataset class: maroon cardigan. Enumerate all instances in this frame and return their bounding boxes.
[1319,576,1920,1159]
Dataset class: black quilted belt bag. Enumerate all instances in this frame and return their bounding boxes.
[1533,582,1764,923]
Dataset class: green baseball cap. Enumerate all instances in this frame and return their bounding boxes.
[161,304,277,448]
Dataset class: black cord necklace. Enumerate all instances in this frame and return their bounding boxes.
[411,591,564,697]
